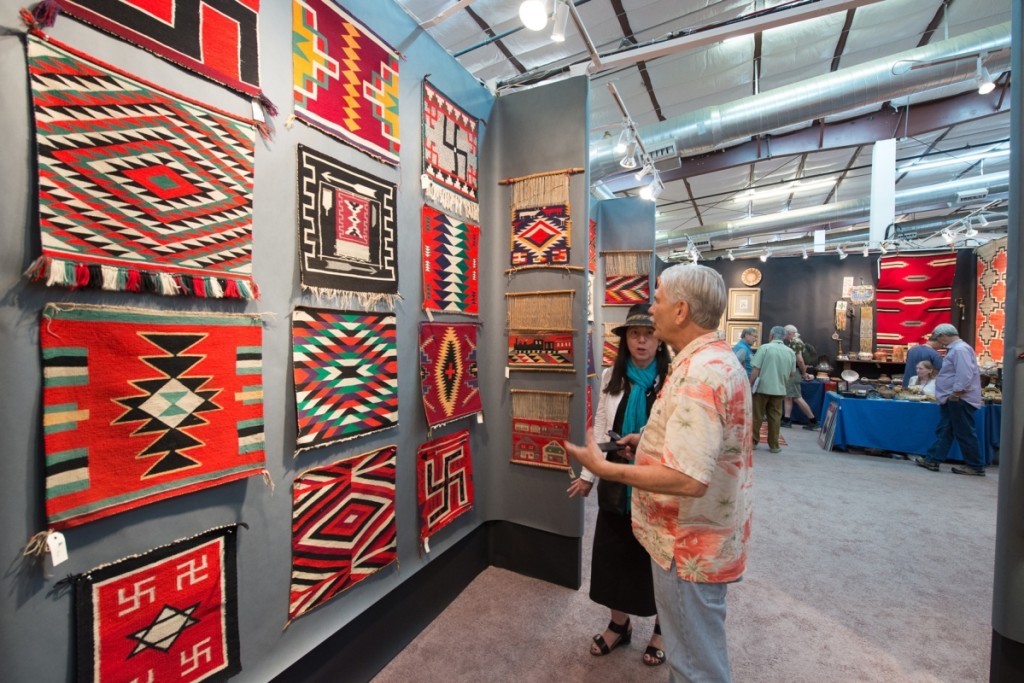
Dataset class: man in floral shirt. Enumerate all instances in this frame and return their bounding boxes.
[567,264,753,682]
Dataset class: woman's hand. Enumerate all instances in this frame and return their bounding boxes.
[567,478,593,498]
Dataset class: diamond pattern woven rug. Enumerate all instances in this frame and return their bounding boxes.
[422,205,479,315]
[423,79,479,221]
[511,205,571,268]
[55,0,263,98]
[25,34,258,300]
[876,253,957,349]
[417,429,474,547]
[72,525,241,683]
[292,307,398,453]
[297,144,398,305]
[292,0,400,164]
[419,323,482,429]
[975,238,1006,366]
[289,446,397,623]
[41,304,266,529]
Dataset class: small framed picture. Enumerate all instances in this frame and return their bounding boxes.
[728,288,761,320]
[726,322,762,348]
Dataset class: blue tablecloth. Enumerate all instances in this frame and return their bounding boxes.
[790,380,826,425]
[821,392,1000,465]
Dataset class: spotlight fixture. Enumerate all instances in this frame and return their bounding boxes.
[518,0,549,31]
[976,214,989,227]
[634,162,654,182]
[619,152,638,169]
[802,249,808,260]
[965,219,978,238]
[727,250,735,261]
[879,242,888,254]
[863,244,870,258]
[836,246,847,260]
[550,0,570,42]
[690,249,700,264]
[614,125,633,154]
[639,177,663,201]
[976,56,996,95]
[759,248,769,263]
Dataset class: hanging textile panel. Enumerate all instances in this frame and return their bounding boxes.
[602,322,619,367]
[603,250,651,305]
[422,205,479,315]
[586,383,594,431]
[24,35,258,300]
[507,332,574,372]
[506,290,575,331]
[858,306,874,353]
[876,253,957,349]
[588,218,597,273]
[297,144,398,306]
[419,323,481,429]
[289,446,397,623]
[505,170,577,270]
[510,390,572,471]
[292,307,398,454]
[422,79,479,221]
[292,0,400,164]
[506,290,575,373]
[41,304,265,530]
[976,238,1007,365]
[72,525,241,683]
[417,429,474,546]
[586,325,596,377]
[54,0,262,98]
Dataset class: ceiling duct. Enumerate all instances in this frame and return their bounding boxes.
[647,142,680,172]
[590,23,1011,183]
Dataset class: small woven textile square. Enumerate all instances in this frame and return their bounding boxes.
[511,205,571,267]
[417,429,474,543]
[289,446,398,623]
[423,79,479,221]
[292,0,400,164]
[422,205,480,315]
[41,304,265,529]
[297,144,398,305]
[603,250,651,306]
[507,332,575,372]
[875,253,957,349]
[292,307,398,453]
[25,34,258,300]
[510,390,572,471]
[55,0,262,97]
[73,525,241,683]
[419,323,482,428]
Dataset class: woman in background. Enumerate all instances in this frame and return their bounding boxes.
[567,303,671,667]
[908,360,938,397]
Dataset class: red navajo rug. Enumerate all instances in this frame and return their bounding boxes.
[976,238,1007,365]
[512,418,571,471]
[423,79,479,221]
[293,0,400,164]
[508,332,575,372]
[417,429,474,547]
[588,218,597,273]
[419,323,482,429]
[41,304,265,529]
[53,0,263,98]
[292,307,398,454]
[605,275,650,306]
[73,525,241,683]
[876,253,957,349]
[511,205,571,268]
[24,34,258,300]
[297,144,398,305]
[422,205,480,315]
[289,446,397,623]
[602,322,619,367]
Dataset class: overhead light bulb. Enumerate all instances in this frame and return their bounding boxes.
[634,162,653,182]
[802,249,808,260]
[759,249,769,262]
[619,151,638,169]
[976,57,996,95]
[639,177,663,201]
[728,250,735,261]
[837,246,847,260]
[690,249,700,264]
[614,126,631,154]
[942,228,956,244]
[863,244,870,257]
[550,0,570,42]
[518,0,549,31]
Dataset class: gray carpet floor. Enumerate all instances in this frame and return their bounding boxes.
[374,426,997,682]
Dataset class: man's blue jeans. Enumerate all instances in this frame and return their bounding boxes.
[924,399,983,469]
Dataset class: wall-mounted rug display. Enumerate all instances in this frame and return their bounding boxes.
[507,332,574,372]
[24,34,258,300]
[602,321,619,367]
[510,390,572,471]
[876,253,956,349]
[586,383,594,431]
[422,79,478,221]
[588,218,597,273]
[586,325,596,377]
[292,307,398,454]
[417,429,474,549]
[288,446,397,624]
[40,304,265,530]
[50,0,263,99]
[70,525,241,683]
[506,290,575,373]
[975,237,1007,366]
[421,205,479,315]
[297,145,398,306]
[603,250,651,305]
[501,168,583,272]
[292,0,400,164]
[506,289,574,331]
[858,306,874,353]
[419,323,482,429]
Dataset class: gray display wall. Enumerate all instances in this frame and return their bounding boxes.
[0,1,588,680]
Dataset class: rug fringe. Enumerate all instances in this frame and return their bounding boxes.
[300,284,401,310]
[25,255,259,300]
[423,183,479,222]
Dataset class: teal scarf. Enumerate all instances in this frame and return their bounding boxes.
[623,358,657,436]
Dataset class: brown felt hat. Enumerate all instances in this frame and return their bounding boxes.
[612,303,654,336]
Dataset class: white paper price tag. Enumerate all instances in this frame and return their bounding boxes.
[46,531,68,567]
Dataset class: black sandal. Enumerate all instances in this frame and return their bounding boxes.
[643,622,666,666]
[590,617,632,656]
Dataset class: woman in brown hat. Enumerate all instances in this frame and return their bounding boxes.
[568,303,671,666]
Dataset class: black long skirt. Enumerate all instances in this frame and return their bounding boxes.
[588,508,657,616]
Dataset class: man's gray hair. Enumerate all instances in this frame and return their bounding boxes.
[769,325,787,340]
[784,324,799,337]
[657,264,726,329]
[741,327,757,337]
[932,323,959,337]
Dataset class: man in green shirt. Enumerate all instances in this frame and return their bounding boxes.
[749,326,796,453]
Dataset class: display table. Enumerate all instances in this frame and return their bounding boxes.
[836,359,907,379]
[821,392,1000,465]
[789,380,827,425]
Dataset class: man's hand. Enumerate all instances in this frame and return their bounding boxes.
[566,478,593,498]
[565,431,606,476]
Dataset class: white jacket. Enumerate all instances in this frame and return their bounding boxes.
[580,367,628,483]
